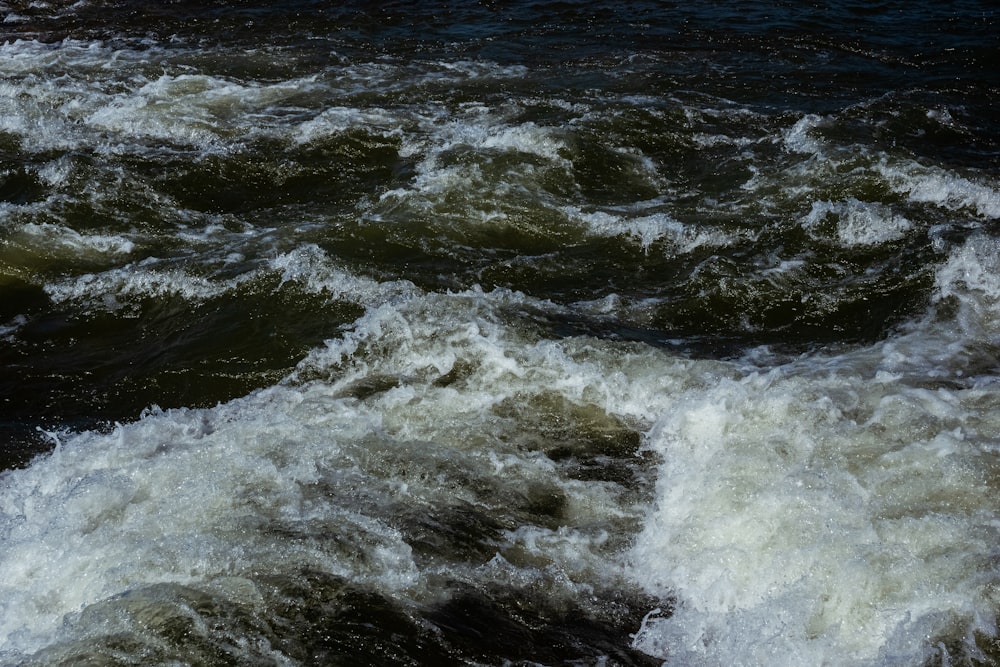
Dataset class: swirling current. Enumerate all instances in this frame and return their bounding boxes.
[1,2,999,665]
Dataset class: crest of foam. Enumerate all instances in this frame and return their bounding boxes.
[876,159,1000,219]
[627,234,1000,662]
[268,244,417,304]
[782,114,826,155]
[372,108,572,222]
[43,264,228,307]
[413,109,568,163]
[801,198,912,246]
[0,387,415,656]
[16,223,136,256]
[0,39,119,75]
[930,234,1000,343]
[85,73,320,148]
[294,106,405,144]
[39,245,415,311]
[563,205,740,253]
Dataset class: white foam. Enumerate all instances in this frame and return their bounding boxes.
[763,106,997,222]
[370,107,575,228]
[0,314,28,337]
[605,235,1000,667]
[801,198,912,246]
[379,161,485,210]
[6,275,1000,664]
[294,106,404,144]
[0,39,117,75]
[782,113,826,155]
[929,234,1000,344]
[422,60,529,82]
[691,132,759,149]
[34,157,75,187]
[562,205,740,253]
[0,389,415,656]
[36,243,415,312]
[630,363,1000,666]
[0,41,134,152]
[876,159,1000,219]
[424,114,568,163]
[16,222,136,256]
[633,234,1000,665]
[871,234,1000,382]
[43,264,228,308]
[85,73,322,148]
[0,40,327,153]
[268,244,417,304]
[4,36,1000,666]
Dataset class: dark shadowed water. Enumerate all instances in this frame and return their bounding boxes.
[1,1,999,665]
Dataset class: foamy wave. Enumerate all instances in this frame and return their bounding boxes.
[268,244,417,304]
[0,286,661,660]
[782,113,826,155]
[630,367,1000,666]
[85,73,322,147]
[801,198,912,246]
[40,245,414,311]
[44,265,228,307]
[0,40,320,152]
[563,205,741,252]
[413,112,568,163]
[0,389,413,655]
[877,160,1000,219]
[0,39,119,74]
[930,234,1000,343]
[294,106,405,144]
[372,108,573,224]
[290,286,684,421]
[17,223,136,256]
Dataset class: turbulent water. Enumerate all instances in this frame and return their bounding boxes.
[1,1,999,665]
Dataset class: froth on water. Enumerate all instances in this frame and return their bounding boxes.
[3,249,1000,663]
[1,286,669,664]
[2,1,1000,665]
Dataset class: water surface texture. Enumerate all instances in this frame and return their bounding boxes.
[1,1,999,665]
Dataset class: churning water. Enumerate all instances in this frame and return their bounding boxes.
[1,1,999,665]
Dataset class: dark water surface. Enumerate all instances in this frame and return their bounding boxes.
[1,2,999,665]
